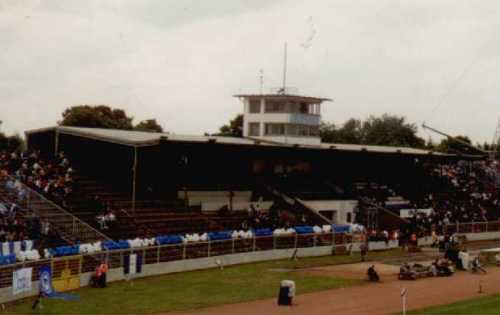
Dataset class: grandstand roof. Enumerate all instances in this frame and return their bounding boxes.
[26,126,463,157]
[233,94,332,102]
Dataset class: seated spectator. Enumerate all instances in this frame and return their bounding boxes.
[96,209,116,230]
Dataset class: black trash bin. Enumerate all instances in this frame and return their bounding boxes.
[277,280,295,306]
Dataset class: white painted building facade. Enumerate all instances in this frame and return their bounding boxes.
[234,94,331,145]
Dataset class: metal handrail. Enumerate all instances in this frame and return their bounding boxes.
[0,231,348,271]
[445,221,499,233]
[1,175,111,242]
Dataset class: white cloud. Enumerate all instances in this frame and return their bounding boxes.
[0,0,499,143]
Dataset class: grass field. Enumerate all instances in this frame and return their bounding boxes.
[4,249,402,315]
[405,294,500,315]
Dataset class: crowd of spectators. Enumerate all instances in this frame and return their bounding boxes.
[425,160,499,228]
[0,150,71,247]
[239,199,312,231]
[402,160,500,235]
[2,146,500,244]
[0,198,62,248]
[243,202,272,230]
[0,201,28,242]
[0,151,75,207]
[353,159,500,239]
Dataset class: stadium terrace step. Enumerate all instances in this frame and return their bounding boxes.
[0,176,111,244]
[55,174,312,238]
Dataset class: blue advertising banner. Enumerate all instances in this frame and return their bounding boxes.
[39,266,79,301]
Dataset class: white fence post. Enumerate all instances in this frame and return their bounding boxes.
[157,245,161,264]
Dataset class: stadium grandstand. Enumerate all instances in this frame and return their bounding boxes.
[0,91,496,251]
[0,92,498,313]
[5,3,500,313]
[18,123,488,242]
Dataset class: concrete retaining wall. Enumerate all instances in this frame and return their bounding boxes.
[368,240,399,251]
[11,230,497,305]
[417,231,500,247]
[0,245,336,304]
[130,246,334,279]
[0,280,40,305]
[462,231,500,242]
[417,237,434,247]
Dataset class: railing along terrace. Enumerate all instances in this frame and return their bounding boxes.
[0,175,109,243]
[444,221,500,235]
[0,232,352,289]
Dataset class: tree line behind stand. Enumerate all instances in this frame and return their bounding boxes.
[212,113,493,155]
[1,105,496,155]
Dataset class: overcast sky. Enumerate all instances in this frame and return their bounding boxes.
[1,0,500,144]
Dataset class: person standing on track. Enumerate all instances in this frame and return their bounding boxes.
[98,261,109,288]
[360,241,368,262]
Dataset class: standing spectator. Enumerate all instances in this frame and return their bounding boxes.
[360,241,368,262]
[98,261,109,288]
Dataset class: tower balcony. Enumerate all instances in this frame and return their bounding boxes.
[244,112,320,126]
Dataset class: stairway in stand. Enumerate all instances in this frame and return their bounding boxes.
[0,176,110,244]
[67,175,246,239]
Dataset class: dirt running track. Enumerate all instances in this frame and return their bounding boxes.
[163,265,500,315]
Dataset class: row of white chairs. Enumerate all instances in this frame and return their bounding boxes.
[184,233,208,243]
[128,238,156,248]
[232,230,253,239]
[1,240,34,257]
[273,228,296,236]
[17,249,41,261]
[79,242,103,255]
[38,224,357,261]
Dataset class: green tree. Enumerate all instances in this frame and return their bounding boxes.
[7,133,24,152]
[0,133,8,151]
[214,114,243,137]
[0,131,24,152]
[59,105,134,130]
[320,119,363,144]
[335,118,363,144]
[482,142,491,151]
[319,122,338,143]
[361,114,425,148]
[134,119,164,133]
[321,114,424,147]
[436,135,482,154]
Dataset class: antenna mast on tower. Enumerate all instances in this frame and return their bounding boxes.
[282,42,288,94]
[492,118,500,160]
[259,69,264,94]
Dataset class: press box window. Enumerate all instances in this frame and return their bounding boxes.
[265,123,285,135]
[248,123,260,136]
[265,101,285,113]
[249,100,261,113]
